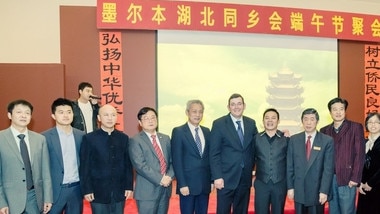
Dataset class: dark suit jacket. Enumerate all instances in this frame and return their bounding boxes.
[79,128,133,204]
[42,127,84,203]
[287,131,334,206]
[171,123,211,195]
[129,131,175,201]
[320,119,365,185]
[209,114,258,190]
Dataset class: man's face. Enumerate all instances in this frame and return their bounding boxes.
[98,105,117,129]
[302,113,318,134]
[52,105,73,126]
[228,97,245,119]
[8,104,32,128]
[79,86,93,101]
[139,110,158,133]
[186,103,204,126]
[263,111,279,132]
[330,102,346,122]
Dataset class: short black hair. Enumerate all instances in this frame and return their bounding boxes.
[7,99,33,114]
[137,107,158,120]
[51,98,73,114]
[301,108,319,121]
[263,108,280,120]
[78,82,93,91]
[327,97,348,111]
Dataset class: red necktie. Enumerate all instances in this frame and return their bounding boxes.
[151,135,167,174]
[306,135,312,160]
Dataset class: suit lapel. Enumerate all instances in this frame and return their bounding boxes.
[50,128,64,168]
[5,128,24,164]
[225,116,243,148]
[141,132,159,159]
[157,133,169,162]
[184,125,202,157]
[306,132,323,171]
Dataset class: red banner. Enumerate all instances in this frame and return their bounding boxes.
[364,45,380,118]
[99,31,124,131]
[97,0,380,42]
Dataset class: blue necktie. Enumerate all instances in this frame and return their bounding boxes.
[236,121,244,145]
[194,127,203,156]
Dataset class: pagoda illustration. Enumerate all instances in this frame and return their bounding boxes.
[266,65,304,135]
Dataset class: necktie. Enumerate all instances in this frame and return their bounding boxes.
[18,134,33,190]
[194,127,203,156]
[151,135,167,174]
[236,121,244,145]
[306,135,312,160]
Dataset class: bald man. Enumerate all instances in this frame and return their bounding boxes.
[79,104,134,214]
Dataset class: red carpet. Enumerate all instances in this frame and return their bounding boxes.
[82,185,328,213]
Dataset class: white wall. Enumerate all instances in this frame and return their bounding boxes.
[0,0,378,63]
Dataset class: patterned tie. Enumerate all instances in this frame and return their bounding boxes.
[18,134,34,190]
[194,127,203,156]
[306,135,312,160]
[236,121,244,145]
[151,135,167,174]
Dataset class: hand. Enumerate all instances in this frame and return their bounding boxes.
[358,183,366,195]
[287,189,294,200]
[89,95,99,105]
[319,193,328,204]
[84,193,95,202]
[160,175,172,187]
[282,129,291,137]
[43,203,52,214]
[180,186,190,196]
[362,182,372,192]
[348,180,358,188]
[214,178,224,190]
[0,207,9,214]
[125,190,133,199]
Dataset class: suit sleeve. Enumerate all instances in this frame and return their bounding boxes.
[286,138,295,190]
[319,137,334,195]
[351,123,365,183]
[124,136,134,191]
[171,128,186,188]
[41,136,53,203]
[209,120,223,180]
[163,135,175,178]
[79,135,93,195]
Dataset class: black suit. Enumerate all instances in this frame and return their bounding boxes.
[79,129,133,206]
[210,114,258,214]
[171,123,212,214]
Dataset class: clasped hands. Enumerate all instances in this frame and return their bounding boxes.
[160,175,172,187]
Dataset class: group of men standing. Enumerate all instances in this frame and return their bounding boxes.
[0,81,365,214]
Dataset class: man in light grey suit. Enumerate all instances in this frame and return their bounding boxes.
[287,108,334,214]
[0,99,53,214]
[129,107,175,214]
[42,98,84,214]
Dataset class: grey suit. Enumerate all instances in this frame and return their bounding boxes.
[42,127,84,213]
[129,131,175,214]
[287,131,334,213]
[0,128,53,214]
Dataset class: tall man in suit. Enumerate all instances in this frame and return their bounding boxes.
[171,100,212,214]
[42,98,84,214]
[210,93,258,214]
[79,104,133,214]
[254,108,289,214]
[320,97,365,214]
[0,99,53,214]
[287,108,334,214]
[129,107,175,214]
